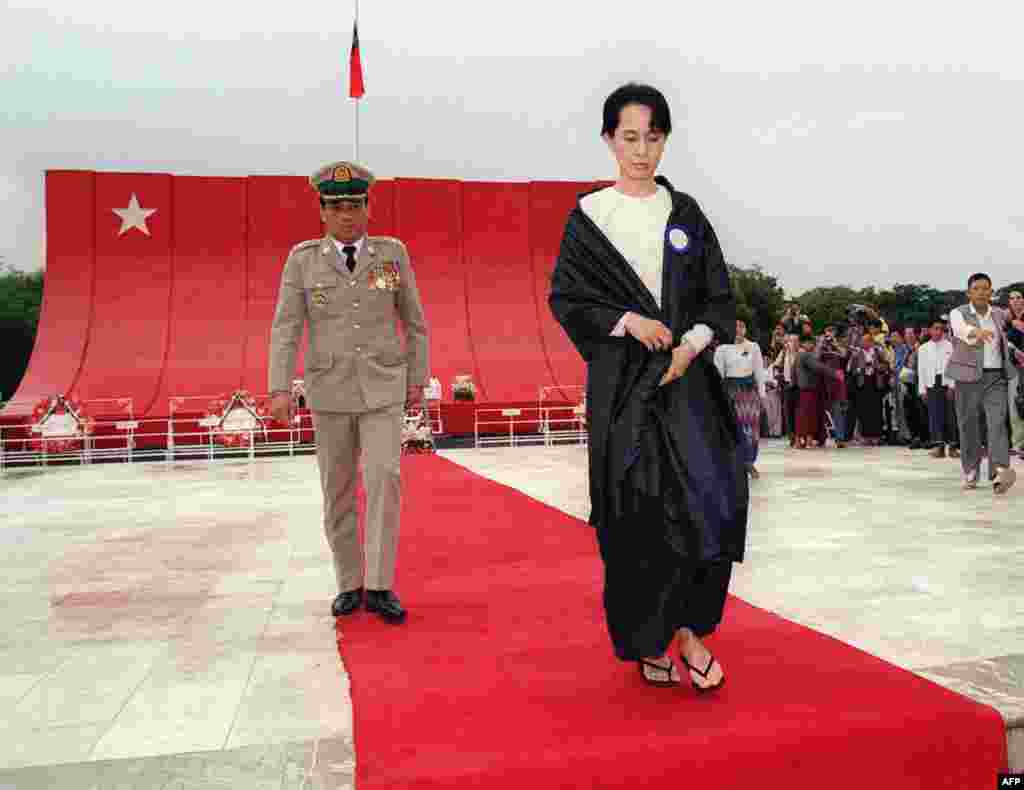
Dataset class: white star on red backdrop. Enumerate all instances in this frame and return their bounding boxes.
[112,194,157,236]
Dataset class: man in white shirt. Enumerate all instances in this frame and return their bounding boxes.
[946,273,1024,493]
[916,319,958,459]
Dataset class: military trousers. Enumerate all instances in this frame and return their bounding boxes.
[312,403,403,593]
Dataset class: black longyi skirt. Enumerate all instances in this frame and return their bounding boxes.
[595,378,737,662]
[595,506,733,661]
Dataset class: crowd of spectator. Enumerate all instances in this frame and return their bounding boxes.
[753,292,1024,456]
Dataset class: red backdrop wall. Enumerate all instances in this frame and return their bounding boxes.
[11,171,599,417]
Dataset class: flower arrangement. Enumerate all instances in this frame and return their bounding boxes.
[401,412,435,454]
[29,395,93,454]
[205,390,270,447]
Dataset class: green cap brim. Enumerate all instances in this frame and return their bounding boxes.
[319,178,370,197]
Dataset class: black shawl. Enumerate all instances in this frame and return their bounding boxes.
[549,177,747,563]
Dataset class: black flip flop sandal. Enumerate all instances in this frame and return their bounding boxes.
[680,653,726,694]
[638,657,678,687]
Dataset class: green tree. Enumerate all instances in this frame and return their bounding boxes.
[876,284,971,330]
[0,264,45,401]
[792,283,973,335]
[790,286,862,332]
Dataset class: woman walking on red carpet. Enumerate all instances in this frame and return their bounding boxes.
[549,83,748,692]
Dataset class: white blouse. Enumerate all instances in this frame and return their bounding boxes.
[714,341,767,396]
[582,185,713,353]
[581,185,672,306]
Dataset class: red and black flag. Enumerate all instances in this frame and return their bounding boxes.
[349,21,365,98]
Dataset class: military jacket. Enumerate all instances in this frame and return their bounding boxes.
[268,235,429,412]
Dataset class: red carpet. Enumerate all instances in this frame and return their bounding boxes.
[335,455,1007,789]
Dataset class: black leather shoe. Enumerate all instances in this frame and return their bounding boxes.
[365,589,407,624]
[331,588,363,617]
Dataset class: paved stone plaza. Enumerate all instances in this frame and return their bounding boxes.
[0,440,1021,787]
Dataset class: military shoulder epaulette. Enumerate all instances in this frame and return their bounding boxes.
[369,235,406,250]
[290,239,321,254]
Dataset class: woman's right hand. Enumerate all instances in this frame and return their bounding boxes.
[625,314,674,352]
[659,342,697,386]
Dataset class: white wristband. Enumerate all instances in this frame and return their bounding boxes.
[681,324,713,354]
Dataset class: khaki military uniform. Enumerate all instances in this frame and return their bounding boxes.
[268,233,429,592]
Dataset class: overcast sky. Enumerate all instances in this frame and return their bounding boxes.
[4,0,1024,294]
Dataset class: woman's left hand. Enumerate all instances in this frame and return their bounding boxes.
[659,341,696,386]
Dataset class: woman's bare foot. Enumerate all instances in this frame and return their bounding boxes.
[639,655,680,684]
[677,629,724,690]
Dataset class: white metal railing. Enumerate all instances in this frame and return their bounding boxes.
[0,393,321,473]
[539,404,587,447]
[539,385,585,406]
[421,400,443,435]
[1,415,317,470]
[473,403,586,449]
[538,385,587,448]
[474,406,538,448]
[537,386,586,444]
[1,397,138,471]
[1,385,579,472]
[164,394,313,461]
[1,394,446,474]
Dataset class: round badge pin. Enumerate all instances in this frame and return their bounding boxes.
[667,226,690,253]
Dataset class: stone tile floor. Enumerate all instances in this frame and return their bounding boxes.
[1,457,353,787]
[0,439,1020,785]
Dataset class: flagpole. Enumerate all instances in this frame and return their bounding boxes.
[354,0,360,161]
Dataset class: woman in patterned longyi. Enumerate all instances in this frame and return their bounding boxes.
[714,319,768,478]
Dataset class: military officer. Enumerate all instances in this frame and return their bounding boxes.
[268,161,429,624]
